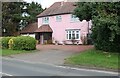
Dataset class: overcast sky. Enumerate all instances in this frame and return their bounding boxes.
[23,0,64,9]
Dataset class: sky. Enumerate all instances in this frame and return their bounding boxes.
[24,0,64,9]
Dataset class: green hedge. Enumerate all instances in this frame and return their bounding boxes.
[12,36,36,50]
[1,37,12,49]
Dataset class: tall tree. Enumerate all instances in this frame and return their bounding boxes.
[19,1,43,30]
[2,2,43,36]
[2,2,25,36]
[25,1,43,24]
[74,2,120,52]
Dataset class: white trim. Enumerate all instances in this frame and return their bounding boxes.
[70,14,79,22]
[0,72,13,76]
[42,17,49,24]
[66,29,80,40]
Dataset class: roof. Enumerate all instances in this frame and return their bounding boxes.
[20,22,38,34]
[34,25,53,32]
[37,2,76,17]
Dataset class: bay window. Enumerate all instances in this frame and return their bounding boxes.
[66,29,80,40]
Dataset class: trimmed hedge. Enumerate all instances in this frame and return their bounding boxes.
[12,36,36,50]
[1,37,12,49]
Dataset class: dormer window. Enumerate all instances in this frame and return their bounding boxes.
[42,17,49,24]
[56,15,62,22]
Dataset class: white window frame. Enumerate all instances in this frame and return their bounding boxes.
[71,14,79,22]
[66,29,80,40]
[42,17,49,24]
[56,15,62,22]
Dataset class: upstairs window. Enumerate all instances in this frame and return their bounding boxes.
[42,17,49,24]
[56,15,62,22]
[71,14,79,22]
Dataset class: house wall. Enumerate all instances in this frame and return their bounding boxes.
[38,14,92,44]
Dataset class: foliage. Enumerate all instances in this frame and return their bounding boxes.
[25,1,43,23]
[74,2,120,52]
[8,38,14,49]
[2,2,43,36]
[1,37,12,49]
[12,36,36,50]
[2,2,25,36]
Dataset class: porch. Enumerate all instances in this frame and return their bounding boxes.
[34,24,53,44]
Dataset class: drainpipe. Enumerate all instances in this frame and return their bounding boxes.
[87,21,89,45]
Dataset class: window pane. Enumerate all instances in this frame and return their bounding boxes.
[69,31,71,34]
[69,34,71,39]
[56,16,62,21]
[72,34,75,39]
[76,31,79,33]
[76,34,79,39]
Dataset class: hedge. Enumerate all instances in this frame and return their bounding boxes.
[12,36,36,50]
[1,37,12,49]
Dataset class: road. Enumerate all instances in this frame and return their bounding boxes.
[1,57,119,76]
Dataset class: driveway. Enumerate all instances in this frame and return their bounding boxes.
[6,45,93,65]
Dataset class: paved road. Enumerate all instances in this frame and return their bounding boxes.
[1,57,118,76]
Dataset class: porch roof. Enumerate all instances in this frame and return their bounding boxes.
[34,24,53,33]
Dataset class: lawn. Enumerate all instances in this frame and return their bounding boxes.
[0,49,37,56]
[65,49,119,70]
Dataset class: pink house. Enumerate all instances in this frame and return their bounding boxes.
[21,2,92,45]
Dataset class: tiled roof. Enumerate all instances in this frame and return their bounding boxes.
[34,24,53,32]
[37,2,76,17]
[20,22,38,33]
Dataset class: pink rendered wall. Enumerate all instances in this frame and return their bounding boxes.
[38,14,92,44]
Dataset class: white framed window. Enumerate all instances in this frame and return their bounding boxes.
[66,29,80,40]
[71,14,79,22]
[42,17,49,24]
[56,15,62,22]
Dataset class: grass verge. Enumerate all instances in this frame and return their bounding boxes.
[0,49,37,56]
[65,49,119,70]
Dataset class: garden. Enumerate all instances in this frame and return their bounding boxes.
[0,36,36,56]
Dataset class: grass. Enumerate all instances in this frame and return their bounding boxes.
[65,49,119,70]
[0,49,37,56]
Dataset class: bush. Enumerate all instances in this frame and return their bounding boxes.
[92,16,120,52]
[1,37,12,49]
[12,36,36,50]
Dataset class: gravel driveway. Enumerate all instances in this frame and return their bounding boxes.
[6,45,93,65]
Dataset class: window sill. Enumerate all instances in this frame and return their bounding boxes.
[70,20,80,23]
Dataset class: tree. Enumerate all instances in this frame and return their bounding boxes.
[24,1,43,24]
[19,1,43,30]
[2,2,43,36]
[2,2,25,36]
[74,2,120,52]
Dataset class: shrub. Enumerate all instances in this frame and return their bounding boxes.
[1,37,12,49]
[12,36,36,50]
[8,38,14,49]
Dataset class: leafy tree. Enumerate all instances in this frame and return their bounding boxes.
[24,1,43,24]
[2,2,25,36]
[2,2,43,36]
[74,2,120,52]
